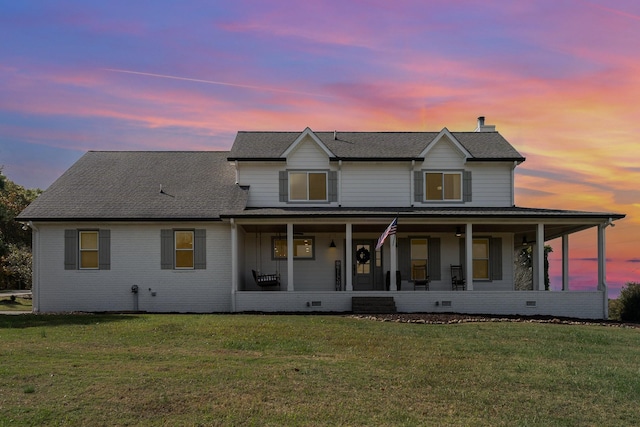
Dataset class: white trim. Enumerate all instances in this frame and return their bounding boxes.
[465,223,474,290]
[562,234,569,291]
[287,223,294,291]
[536,224,545,290]
[281,127,335,158]
[419,128,472,159]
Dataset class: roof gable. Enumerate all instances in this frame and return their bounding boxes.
[419,128,471,159]
[280,127,335,159]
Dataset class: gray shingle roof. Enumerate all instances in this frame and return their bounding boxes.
[228,130,525,161]
[17,151,248,221]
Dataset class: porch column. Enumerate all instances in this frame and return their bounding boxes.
[345,223,353,291]
[535,223,545,290]
[465,223,473,290]
[390,234,398,291]
[597,224,607,291]
[287,223,294,291]
[598,223,608,319]
[230,219,238,312]
[562,234,569,291]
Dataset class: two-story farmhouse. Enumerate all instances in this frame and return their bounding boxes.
[17,117,624,318]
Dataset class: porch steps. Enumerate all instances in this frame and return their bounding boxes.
[352,297,397,314]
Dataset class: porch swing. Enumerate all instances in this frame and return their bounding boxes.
[252,232,281,289]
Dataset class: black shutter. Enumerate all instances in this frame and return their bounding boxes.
[64,229,78,270]
[279,171,288,202]
[194,229,206,269]
[161,229,174,269]
[428,237,441,280]
[414,171,423,203]
[463,171,472,202]
[490,237,502,280]
[328,171,338,202]
[98,229,111,270]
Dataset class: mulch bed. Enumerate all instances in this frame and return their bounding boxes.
[350,313,640,328]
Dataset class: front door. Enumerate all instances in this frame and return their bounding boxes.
[353,240,375,291]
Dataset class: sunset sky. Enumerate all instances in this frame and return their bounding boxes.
[1,1,638,297]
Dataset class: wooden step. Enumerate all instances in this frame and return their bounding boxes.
[352,297,397,314]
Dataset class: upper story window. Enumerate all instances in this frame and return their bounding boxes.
[425,172,462,201]
[79,231,99,269]
[289,172,327,201]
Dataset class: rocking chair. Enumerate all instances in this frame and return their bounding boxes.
[450,264,466,291]
[252,270,280,289]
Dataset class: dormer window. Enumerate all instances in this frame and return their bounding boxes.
[290,172,327,201]
[426,172,462,201]
[414,170,471,203]
[280,170,337,203]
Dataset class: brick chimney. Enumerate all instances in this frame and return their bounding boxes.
[475,116,496,132]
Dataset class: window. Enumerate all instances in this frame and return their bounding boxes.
[410,239,428,280]
[161,229,206,270]
[272,237,315,259]
[289,172,327,201]
[79,231,99,269]
[425,172,462,201]
[472,238,489,280]
[65,229,110,270]
[175,231,194,269]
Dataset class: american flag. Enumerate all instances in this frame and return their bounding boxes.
[375,217,397,250]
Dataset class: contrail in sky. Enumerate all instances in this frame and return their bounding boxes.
[104,68,332,98]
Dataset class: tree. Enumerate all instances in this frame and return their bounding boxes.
[0,169,41,289]
[514,245,553,290]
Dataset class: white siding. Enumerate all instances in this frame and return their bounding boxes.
[340,163,411,207]
[237,162,281,207]
[34,222,232,313]
[418,138,513,207]
[465,163,513,207]
[422,138,466,169]
[286,136,330,169]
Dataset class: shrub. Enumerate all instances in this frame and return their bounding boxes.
[617,282,640,322]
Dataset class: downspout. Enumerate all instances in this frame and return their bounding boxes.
[27,221,39,313]
[230,218,238,312]
[338,160,342,207]
[511,161,517,206]
[410,160,415,207]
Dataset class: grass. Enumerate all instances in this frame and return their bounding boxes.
[0,296,32,312]
[0,314,639,426]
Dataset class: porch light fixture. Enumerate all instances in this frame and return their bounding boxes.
[522,236,529,246]
[455,227,462,237]
[329,239,336,248]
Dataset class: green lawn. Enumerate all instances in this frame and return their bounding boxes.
[0,296,32,312]
[0,314,638,426]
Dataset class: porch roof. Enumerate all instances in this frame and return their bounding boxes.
[224,206,624,220]
[225,207,624,241]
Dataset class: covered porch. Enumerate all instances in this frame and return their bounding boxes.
[226,208,621,319]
